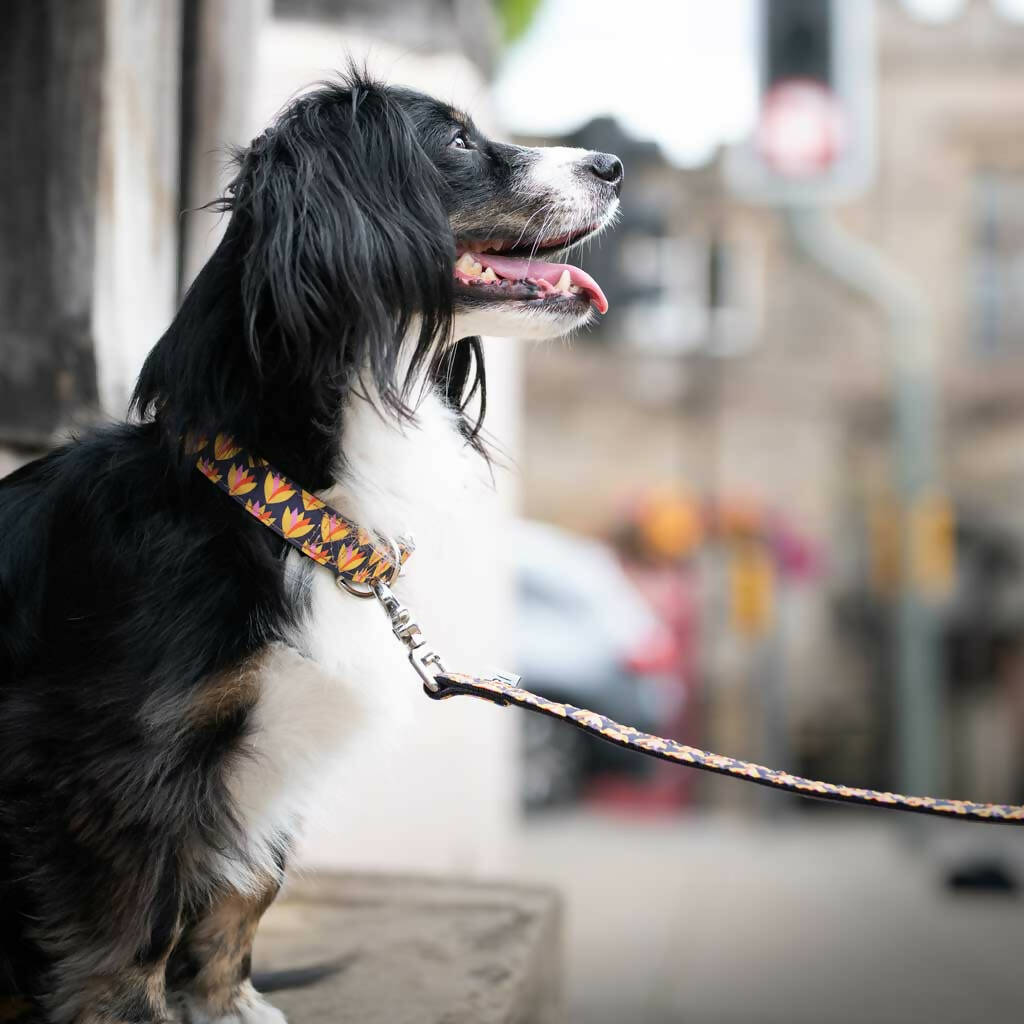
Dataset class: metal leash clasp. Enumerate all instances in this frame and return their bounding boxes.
[371,580,446,692]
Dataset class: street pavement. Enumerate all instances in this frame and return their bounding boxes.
[513,810,1024,1024]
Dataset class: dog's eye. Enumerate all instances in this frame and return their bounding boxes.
[449,129,473,151]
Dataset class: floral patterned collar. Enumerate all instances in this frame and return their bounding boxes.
[191,432,410,590]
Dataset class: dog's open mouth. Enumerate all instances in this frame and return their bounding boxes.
[453,224,609,314]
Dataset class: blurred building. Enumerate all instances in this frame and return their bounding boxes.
[520,0,1024,805]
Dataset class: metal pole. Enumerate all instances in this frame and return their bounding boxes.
[784,205,942,797]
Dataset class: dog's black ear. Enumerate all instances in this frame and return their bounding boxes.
[133,75,457,485]
[234,80,454,419]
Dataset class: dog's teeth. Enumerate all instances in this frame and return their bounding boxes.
[456,252,482,277]
[570,285,582,294]
[556,270,572,293]
[480,267,497,283]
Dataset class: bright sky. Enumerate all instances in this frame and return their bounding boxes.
[495,0,1024,165]
[494,0,760,167]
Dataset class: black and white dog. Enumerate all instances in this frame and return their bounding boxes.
[0,71,620,1024]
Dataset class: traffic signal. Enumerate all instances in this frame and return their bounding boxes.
[726,0,877,204]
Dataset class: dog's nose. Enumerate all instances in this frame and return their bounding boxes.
[585,152,624,193]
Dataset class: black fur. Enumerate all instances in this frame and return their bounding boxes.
[0,67,618,1022]
[0,70,492,1022]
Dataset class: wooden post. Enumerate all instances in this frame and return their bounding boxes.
[0,0,266,446]
[0,0,106,446]
[92,0,183,417]
[180,0,269,289]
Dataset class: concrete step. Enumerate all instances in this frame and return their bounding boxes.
[254,873,562,1024]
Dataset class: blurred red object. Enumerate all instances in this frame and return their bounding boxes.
[623,625,680,676]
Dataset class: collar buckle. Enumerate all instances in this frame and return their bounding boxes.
[372,580,446,692]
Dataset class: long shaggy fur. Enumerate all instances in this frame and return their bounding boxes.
[0,67,620,1024]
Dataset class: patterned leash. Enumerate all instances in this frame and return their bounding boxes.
[196,437,1024,826]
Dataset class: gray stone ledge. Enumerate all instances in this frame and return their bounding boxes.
[254,873,563,1024]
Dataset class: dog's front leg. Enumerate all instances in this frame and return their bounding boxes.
[167,874,284,1024]
[36,891,183,1024]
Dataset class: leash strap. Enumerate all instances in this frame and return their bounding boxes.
[369,576,1024,825]
[197,450,1024,825]
[427,671,1024,824]
[191,433,411,587]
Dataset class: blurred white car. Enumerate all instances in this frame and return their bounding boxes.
[514,520,682,809]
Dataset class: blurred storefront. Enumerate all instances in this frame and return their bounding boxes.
[516,0,1024,811]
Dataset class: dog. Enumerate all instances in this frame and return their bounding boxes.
[0,69,620,1024]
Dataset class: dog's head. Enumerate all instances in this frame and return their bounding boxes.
[135,71,620,479]
[395,89,621,341]
[231,71,619,342]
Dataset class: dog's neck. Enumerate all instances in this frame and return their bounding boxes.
[296,355,493,636]
[322,379,484,543]
[236,330,459,496]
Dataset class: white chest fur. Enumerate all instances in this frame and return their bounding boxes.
[218,388,495,892]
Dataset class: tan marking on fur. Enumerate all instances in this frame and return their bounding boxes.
[448,107,471,131]
[187,661,262,729]
[48,911,183,1024]
[174,875,279,1018]
[75,963,172,1024]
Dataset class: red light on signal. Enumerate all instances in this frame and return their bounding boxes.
[757,80,847,178]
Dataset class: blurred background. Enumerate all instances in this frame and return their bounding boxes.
[5,0,1024,1021]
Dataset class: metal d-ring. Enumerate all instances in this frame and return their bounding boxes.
[335,534,403,598]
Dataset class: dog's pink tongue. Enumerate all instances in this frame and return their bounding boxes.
[475,252,609,314]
